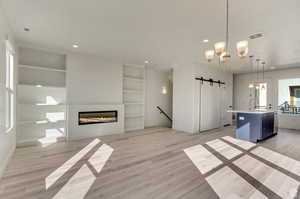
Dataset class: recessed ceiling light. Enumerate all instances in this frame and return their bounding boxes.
[203,39,209,43]
[72,44,79,48]
[24,27,30,32]
[270,66,276,70]
[36,85,42,88]
[144,60,149,64]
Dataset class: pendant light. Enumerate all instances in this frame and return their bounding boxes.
[204,0,249,63]
[255,59,260,89]
[248,55,254,88]
[205,50,215,62]
[261,61,266,90]
[214,42,226,57]
[213,0,230,61]
[237,40,249,58]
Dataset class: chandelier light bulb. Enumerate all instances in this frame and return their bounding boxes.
[205,50,215,62]
[237,40,249,58]
[249,83,254,88]
[214,42,226,56]
[220,52,230,63]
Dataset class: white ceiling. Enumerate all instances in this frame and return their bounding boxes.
[1,0,300,73]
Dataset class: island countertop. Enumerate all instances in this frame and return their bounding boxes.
[227,110,276,114]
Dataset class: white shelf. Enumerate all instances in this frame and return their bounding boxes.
[124,76,144,81]
[17,47,67,146]
[17,136,66,147]
[18,83,66,89]
[123,64,145,69]
[123,64,145,132]
[19,64,66,72]
[124,102,144,105]
[18,119,65,125]
[18,103,65,106]
[125,114,144,118]
[123,89,143,93]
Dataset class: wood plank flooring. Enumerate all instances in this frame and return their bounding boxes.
[0,127,300,199]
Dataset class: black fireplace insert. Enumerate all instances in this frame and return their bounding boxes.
[78,111,118,125]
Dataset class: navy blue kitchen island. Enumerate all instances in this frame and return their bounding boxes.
[229,111,278,143]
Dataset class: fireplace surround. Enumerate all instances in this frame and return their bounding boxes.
[78,110,118,125]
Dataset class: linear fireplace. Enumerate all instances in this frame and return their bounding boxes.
[78,111,118,125]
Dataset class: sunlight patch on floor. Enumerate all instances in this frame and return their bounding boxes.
[184,144,222,174]
[206,139,242,160]
[88,143,114,173]
[222,136,256,150]
[234,155,300,199]
[52,164,96,199]
[45,138,100,190]
[251,146,300,177]
[206,166,268,199]
[184,136,300,199]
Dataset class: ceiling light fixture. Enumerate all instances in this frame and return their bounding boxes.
[270,66,276,70]
[255,59,260,89]
[205,50,215,62]
[144,60,149,64]
[204,0,248,63]
[203,39,209,43]
[248,55,255,88]
[261,61,266,90]
[237,40,249,58]
[72,44,79,48]
[214,42,226,57]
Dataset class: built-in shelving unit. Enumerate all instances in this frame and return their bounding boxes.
[17,47,67,147]
[123,64,145,132]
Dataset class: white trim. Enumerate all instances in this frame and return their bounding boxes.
[5,40,15,54]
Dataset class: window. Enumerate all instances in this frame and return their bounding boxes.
[255,83,267,109]
[5,41,14,132]
[294,88,300,107]
[278,78,300,114]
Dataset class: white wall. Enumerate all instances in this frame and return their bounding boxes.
[66,53,123,105]
[173,64,233,133]
[66,53,124,138]
[0,5,16,178]
[234,67,300,130]
[66,53,174,136]
[145,67,172,128]
[172,64,195,133]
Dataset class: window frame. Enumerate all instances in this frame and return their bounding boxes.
[5,40,15,133]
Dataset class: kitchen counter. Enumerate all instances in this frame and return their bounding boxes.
[228,110,275,114]
[230,111,278,143]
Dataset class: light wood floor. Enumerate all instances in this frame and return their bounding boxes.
[1,126,300,199]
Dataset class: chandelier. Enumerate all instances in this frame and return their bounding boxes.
[205,0,249,62]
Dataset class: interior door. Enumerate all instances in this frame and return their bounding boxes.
[200,83,221,131]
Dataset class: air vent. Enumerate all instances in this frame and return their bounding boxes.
[249,33,264,40]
